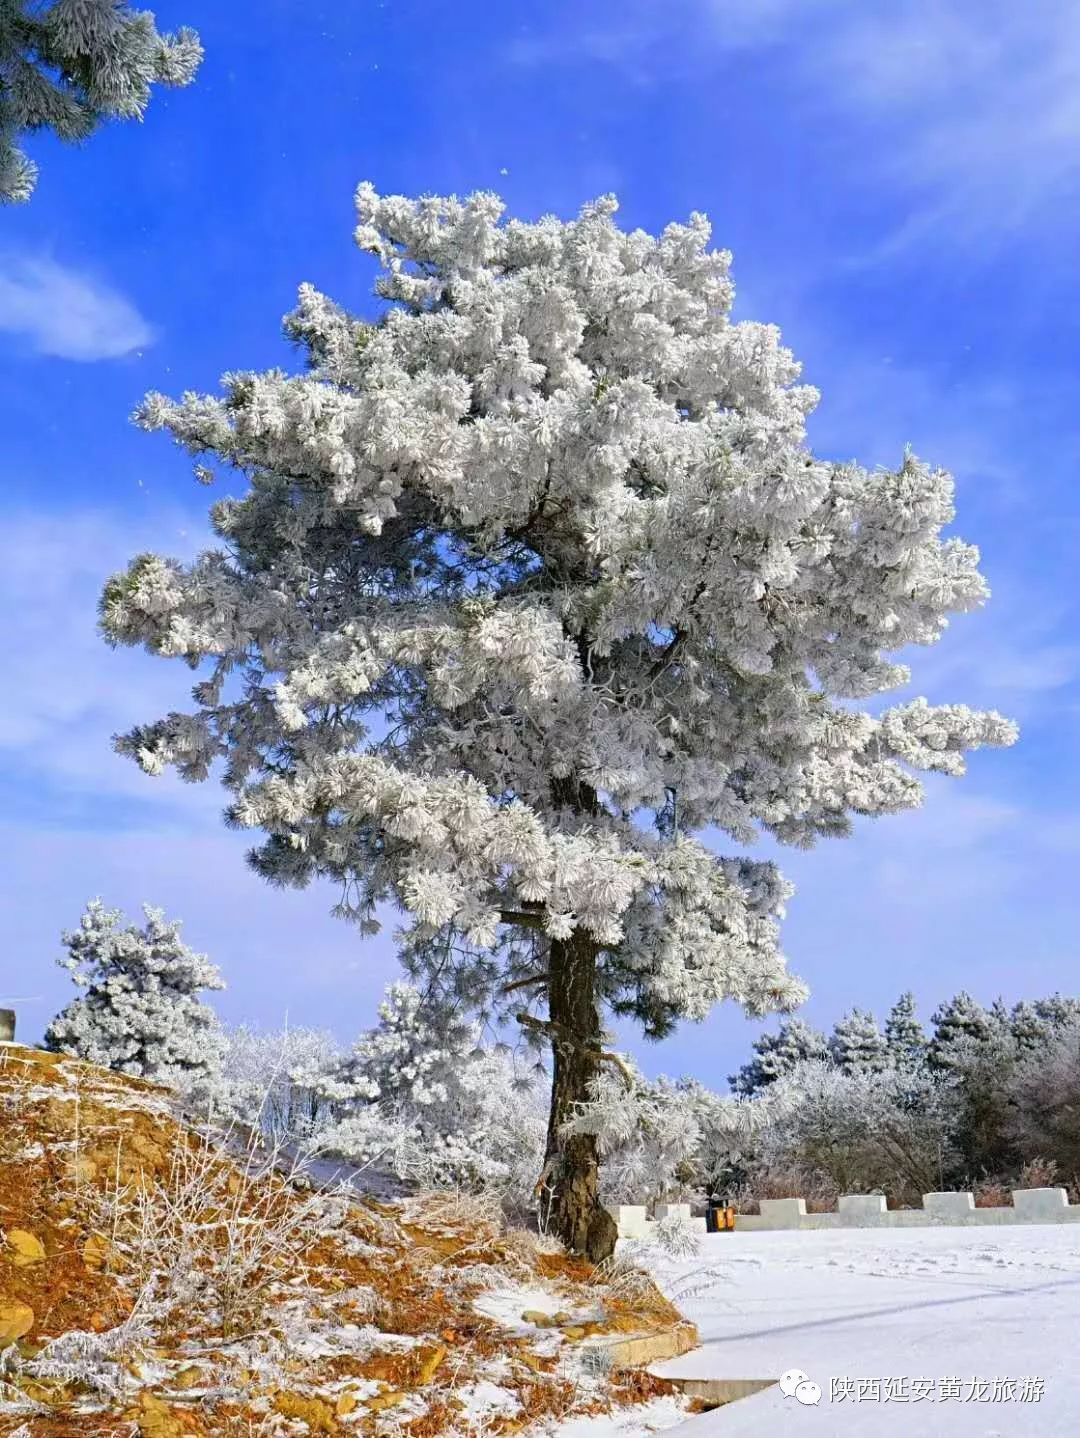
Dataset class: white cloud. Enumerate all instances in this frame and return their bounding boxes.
[0,255,154,360]
[510,1,1080,248]
[788,1,1080,250]
[0,510,216,818]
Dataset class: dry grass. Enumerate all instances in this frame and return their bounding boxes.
[0,1046,693,1437]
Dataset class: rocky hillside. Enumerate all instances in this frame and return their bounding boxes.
[0,1044,694,1437]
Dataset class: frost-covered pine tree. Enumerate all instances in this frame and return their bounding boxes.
[310,982,547,1200]
[1032,994,1080,1030]
[729,1016,829,1097]
[884,991,927,1067]
[927,992,993,1071]
[0,1,201,202]
[99,185,1017,1257]
[829,1007,888,1074]
[44,899,225,1086]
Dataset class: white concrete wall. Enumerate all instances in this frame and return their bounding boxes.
[615,1187,1080,1238]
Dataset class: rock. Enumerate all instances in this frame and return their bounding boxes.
[65,1155,99,1184]
[7,1229,45,1266]
[0,1302,34,1343]
[273,1392,338,1432]
[83,1232,116,1272]
[368,1390,405,1412]
[124,1391,186,1438]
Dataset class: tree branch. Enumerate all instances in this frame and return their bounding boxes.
[498,909,547,930]
[499,972,550,996]
[516,1012,636,1087]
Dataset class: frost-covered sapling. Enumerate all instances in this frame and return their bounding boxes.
[45,899,225,1087]
[308,982,548,1203]
[829,1008,888,1075]
[101,185,1016,1256]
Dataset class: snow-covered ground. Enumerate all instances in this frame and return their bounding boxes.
[646,1224,1080,1435]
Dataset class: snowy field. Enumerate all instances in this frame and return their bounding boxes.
[645,1224,1080,1435]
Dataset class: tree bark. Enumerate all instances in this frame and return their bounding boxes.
[539,926,618,1263]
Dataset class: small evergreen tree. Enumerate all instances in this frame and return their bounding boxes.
[829,1008,888,1074]
[1032,994,1080,1029]
[0,1,202,202]
[729,1017,829,1097]
[309,983,548,1200]
[1006,1000,1048,1054]
[927,991,993,1071]
[44,899,225,1085]
[884,991,927,1066]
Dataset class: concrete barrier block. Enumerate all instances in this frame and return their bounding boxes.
[654,1203,692,1223]
[614,1205,650,1239]
[838,1194,888,1221]
[923,1191,976,1220]
[758,1197,807,1227]
[1012,1187,1069,1220]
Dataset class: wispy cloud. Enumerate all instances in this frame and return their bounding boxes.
[0,510,214,819]
[509,1,1080,250]
[0,255,154,361]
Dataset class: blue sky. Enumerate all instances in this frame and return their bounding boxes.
[3,0,1080,1083]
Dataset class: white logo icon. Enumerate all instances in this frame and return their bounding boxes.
[779,1369,822,1405]
[779,1368,809,1398]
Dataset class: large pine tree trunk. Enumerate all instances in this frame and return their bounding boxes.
[541,928,618,1263]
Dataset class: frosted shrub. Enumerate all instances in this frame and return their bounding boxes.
[213,1023,342,1143]
[757,1059,959,1204]
[309,983,548,1208]
[1007,1020,1080,1186]
[44,899,225,1088]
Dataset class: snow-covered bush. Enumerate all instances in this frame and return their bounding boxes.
[754,1059,959,1204]
[1007,1019,1080,1187]
[309,983,548,1208]
[44,899,225,1088]
[211,1023,343,1143]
